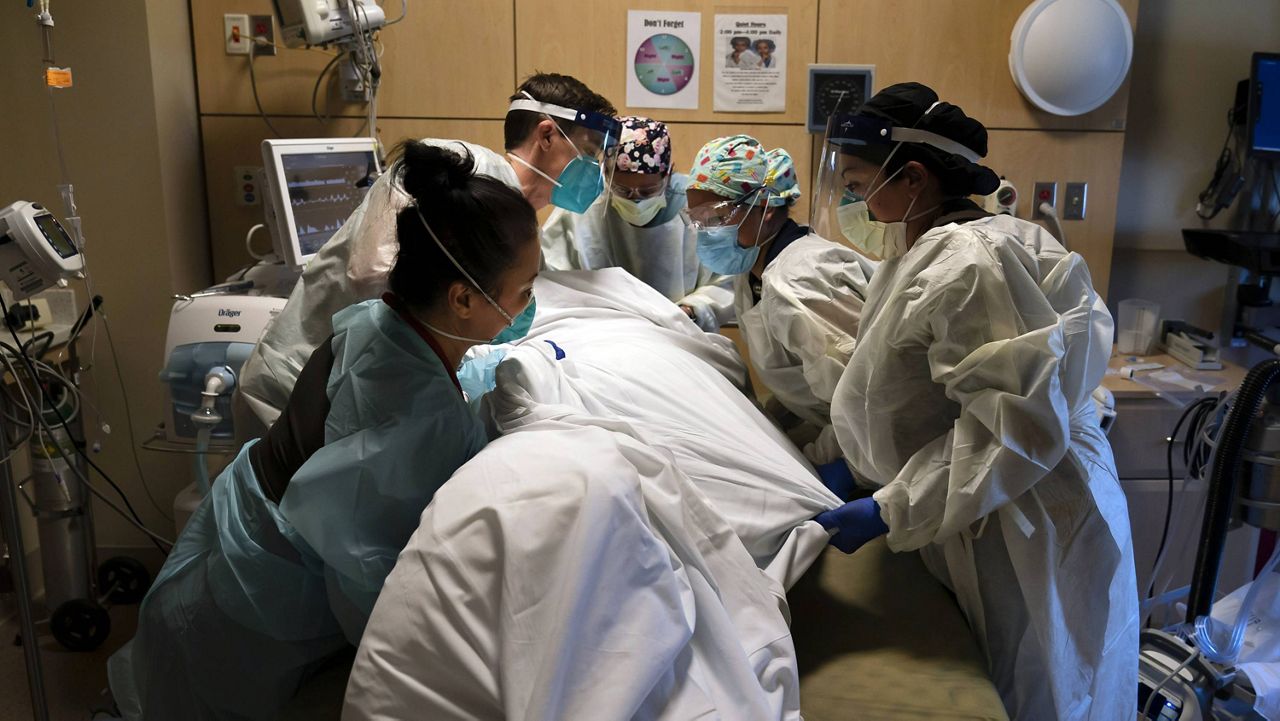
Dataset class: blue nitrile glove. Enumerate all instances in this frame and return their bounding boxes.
[457,348,508,402]
[815,497,889,554]
[815,459,857,502]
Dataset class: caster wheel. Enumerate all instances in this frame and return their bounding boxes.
[51,598,111,652]
[98,556,151,605]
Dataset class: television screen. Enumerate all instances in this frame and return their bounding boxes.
[1250,53,1280,157]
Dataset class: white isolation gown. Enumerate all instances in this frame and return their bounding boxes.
[734,231,875,463]
[830,214,1138,720]
[540,174,735,331]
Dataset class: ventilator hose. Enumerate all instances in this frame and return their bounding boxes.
[1186,358,1280,624]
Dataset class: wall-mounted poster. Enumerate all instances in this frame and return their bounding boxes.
[713,13,786,112]
[627,10,701,110]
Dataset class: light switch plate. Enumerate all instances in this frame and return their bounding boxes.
[224,13,250,55]
[1064,182,1087,220]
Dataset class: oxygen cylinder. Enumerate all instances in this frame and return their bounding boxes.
[29,424,89,609]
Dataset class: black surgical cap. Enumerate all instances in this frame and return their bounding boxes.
[852,82,1000,197]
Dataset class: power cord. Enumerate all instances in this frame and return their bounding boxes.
[1143,396,1221,629]
[247,40,283,138]
[0,296,172,553]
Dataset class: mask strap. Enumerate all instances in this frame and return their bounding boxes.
[417,318,493,345]
[865,161,906,203]
[507,151,563,188]
[743,190,774,249]
[389,178,515,324]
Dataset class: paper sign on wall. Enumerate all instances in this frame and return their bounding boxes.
[713,14,786,113]
[626,10,701,110]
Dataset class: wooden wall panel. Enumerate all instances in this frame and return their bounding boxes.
[200,116,506,279]
[816,0,1138,131]
[191,0,515,118]
[191,0,1136,289]
[983,129,1126,294]
[516,0,818,124]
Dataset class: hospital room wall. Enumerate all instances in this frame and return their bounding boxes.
[193,0,1137,293]
[1108,0,1280,347]
[0,2,210,559]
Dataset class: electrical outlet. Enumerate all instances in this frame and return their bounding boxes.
[250,14,276,56]
[224,13,250,55]
[234,166,261,207]
[1064,182,1087,220]
[1032,181,1057,221]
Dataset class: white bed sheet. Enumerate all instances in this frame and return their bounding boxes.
[343,269,839,721]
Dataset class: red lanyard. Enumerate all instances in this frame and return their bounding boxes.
[381,293,463,396]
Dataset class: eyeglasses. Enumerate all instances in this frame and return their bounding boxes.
[610,178,668,201]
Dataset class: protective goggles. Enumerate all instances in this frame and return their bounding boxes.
[824,112,982,163]
[679,187,763,229]
[508,97,621,161]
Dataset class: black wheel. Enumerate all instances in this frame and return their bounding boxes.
[98,556,151,605]
[51,598,111,652]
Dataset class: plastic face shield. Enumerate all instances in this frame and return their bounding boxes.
[509,96,621,208]
[809,96,982,245]
[508,97,620,164]
[811,95,895,245]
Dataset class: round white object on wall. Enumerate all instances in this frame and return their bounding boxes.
[1009,0,1134,116]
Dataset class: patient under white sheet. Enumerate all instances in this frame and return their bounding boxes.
[343,269,840,721]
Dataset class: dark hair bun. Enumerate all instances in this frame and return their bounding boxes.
[854,82,1002,197]
[398,140,476,202]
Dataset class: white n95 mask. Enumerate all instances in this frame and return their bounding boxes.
[837,162,937,261]
[837,197,939,262]
[611,194,667,226]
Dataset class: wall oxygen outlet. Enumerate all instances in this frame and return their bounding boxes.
[1032,181,1057,221]
[224,14,250,55]
[250,14,276,56]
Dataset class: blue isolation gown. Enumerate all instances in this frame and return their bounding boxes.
[108,298,487,720]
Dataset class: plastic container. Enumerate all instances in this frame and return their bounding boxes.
[1117,298,1161,355]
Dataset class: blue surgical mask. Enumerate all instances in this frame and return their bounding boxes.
[691,187,772,276]
[551,155,605,213]
[491,297,536,344]
[508,121,607,214]
[696,225,760,275]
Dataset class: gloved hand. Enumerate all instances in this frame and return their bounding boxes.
[815,497,889,554]
[815,459,857,502]
[457,348,508,402]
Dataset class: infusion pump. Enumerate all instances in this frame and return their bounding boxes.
[0,201,84,300]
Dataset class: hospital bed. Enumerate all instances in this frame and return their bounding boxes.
[285,269,1007,720]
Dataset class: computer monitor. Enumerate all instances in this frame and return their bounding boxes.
[261,138,380,267]
[1249,52,1280,158]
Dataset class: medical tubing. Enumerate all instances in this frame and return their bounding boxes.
[193,428,212,496]
[1186,358,1280,623]
[1194,542,1280,663]
[1148,397,1219,602]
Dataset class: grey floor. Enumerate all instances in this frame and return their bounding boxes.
[0,602,136,721]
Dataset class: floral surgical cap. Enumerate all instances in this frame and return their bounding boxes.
[613,116,671,175]
[687,134,800,207]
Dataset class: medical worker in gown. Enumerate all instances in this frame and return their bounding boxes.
[107,141,541,721]
[541,116,734,331]
[811,82,1138,721]
[682,135,875,469]
[237,73,616,427]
